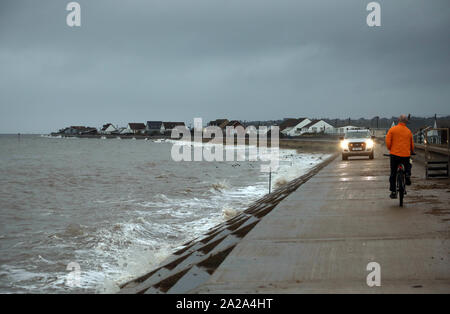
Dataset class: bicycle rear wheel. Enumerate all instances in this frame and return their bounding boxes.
[397,172,404,207]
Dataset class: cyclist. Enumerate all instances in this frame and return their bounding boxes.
[385,114,414,199]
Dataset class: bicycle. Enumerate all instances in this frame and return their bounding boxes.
[384,153,414,207]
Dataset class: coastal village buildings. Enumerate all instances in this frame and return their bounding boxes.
[207,117,338,137]
[56,118,339,137]
[53,116,448,142]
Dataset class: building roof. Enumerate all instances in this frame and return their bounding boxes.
[147,121,163,129]
[280,118,309,131]
[163,122,186,130]
[302,119,322,129]
[208,119,229,129]
[279,119,300,131]
[128,123,146,130]
[209,119,228,124]
[101,123,113,131]
[225,120,244,128]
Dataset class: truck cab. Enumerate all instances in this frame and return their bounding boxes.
[340,130,375,160]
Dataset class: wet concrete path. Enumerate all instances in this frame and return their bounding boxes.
[194,148,450,293]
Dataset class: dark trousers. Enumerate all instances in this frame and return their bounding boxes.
[389,155,411,192]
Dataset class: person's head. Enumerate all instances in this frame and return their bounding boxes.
[399,114,408,123]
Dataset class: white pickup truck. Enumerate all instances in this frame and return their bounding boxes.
[340,130,375,160]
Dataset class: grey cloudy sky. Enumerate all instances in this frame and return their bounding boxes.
[1,0,449,133]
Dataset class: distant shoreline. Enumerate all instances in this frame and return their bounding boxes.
[46,133,340,153]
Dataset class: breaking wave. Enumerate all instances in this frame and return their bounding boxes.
[211,180,230,192]
[222,207,239,220]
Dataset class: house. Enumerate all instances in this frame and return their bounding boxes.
[146,121,165,135]
[208,119,229,129]
[126,123,146,135]
[300,120,335,134]
[100,123,118,134]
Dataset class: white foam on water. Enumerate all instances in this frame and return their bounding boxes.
[272,150,329,189]
[42,134,62,139]
[222,207,239,220]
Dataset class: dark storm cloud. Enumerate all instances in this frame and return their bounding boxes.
[1,0,449,133]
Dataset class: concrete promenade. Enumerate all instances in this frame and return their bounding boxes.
[193,148,450,293]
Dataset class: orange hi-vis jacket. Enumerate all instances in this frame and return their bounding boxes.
[385,122,414,157]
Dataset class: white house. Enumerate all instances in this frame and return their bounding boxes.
[300,120,335,134]
[285,118,312,136]
[280,118,311,136]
